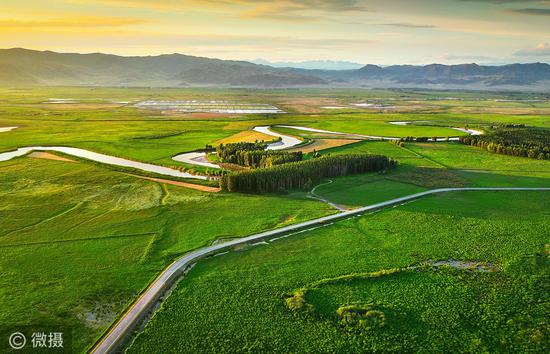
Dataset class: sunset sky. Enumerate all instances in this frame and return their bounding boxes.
[1,0,549,65]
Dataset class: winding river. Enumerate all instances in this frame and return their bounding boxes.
[0,123,483,178]
[170,126,303,169]
[0,146,207,180]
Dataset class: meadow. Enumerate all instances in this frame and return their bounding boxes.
[127,191,550,353]
[0,86,548,352]
[0,157,332,351]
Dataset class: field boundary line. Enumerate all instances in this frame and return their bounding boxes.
[3,202,84,238]
[0,232,155,249]
[90,187,550,354]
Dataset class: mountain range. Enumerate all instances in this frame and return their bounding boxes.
[251,59,364,70]
[1,48,549,91]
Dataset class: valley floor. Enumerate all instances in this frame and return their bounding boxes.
[0,87,548,352]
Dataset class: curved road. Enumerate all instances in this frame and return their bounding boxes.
[90,187,550,354]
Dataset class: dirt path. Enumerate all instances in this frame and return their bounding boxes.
[129,175,220,193]
[308,180,349,211]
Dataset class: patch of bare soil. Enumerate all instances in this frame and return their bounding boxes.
[129,175,220,192]
[184,112,227,119]
[28,151,75,162]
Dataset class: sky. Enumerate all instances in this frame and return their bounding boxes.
[0,0,549,65]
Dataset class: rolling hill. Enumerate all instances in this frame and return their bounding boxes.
[0,48,326,87]
[0,48,549,90]
[295,63,550,89]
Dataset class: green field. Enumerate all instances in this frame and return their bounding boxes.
[0,158,332,351]
[0,87,548,352]
[128,191,549,353]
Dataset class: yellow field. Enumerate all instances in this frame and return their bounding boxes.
[215,130,276,145]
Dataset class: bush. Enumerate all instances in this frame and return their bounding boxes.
[284,291,312,313]
[336,304,387,329]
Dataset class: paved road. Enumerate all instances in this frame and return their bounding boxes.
[90,187,550,354]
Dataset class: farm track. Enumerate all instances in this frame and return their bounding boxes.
[307,180,348,211]
[90,187,550,354]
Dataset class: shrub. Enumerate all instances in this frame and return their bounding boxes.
[285,291,312,313]
[336,304,387,329]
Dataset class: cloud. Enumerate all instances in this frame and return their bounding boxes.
[0,17,147,31]
[65,0,370,22]
[239,2,319,21]
[65,0,369,12]
[233,1,372,22]
[457,0,550,3]
[514,42,550,56]
[379,23,436,29]
[510,7,550,15]
[439,54,497,61]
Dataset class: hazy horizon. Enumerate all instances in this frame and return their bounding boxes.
[3,47,549,69]
[1,0,549,66]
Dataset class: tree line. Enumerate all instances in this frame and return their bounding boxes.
[216,142,303,168]
[459,127,549,160]
[220,154,396,193]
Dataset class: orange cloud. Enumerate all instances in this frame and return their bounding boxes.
[0,16,148,31]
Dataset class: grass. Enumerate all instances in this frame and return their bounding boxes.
[0,157,332,352]
[127,191,550,353]
[308,139,549,206]
[1,86,549,352]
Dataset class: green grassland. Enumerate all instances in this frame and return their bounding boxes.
[0,158,332,351]
[309,139,550,207]
[128,191,550,353]
[0,86,549,352]
[1,88,548,169]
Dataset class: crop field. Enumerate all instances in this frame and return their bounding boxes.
[0,86,548,352]
[127,191,549,353]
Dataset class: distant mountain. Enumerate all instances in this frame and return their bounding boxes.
[0,48,325,87]
[251,59,364,70]
[0,48,549,90]
[292,63,550,90]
